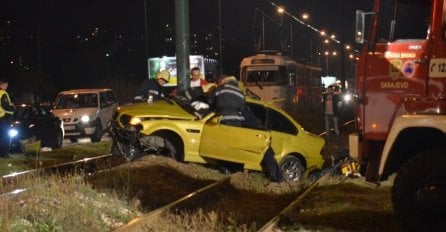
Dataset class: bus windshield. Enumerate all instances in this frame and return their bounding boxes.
[243,66,288,86]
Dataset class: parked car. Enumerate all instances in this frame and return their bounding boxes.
[8,104,64,153]
[52,89,118,143]
[110,94,325,181]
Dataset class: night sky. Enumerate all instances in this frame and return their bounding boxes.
[1,0,371,101]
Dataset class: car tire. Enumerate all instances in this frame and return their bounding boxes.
[391,150,446,231]
[51,129,63,149]
[279,155,305,181]
[158,135,183,162]
[261,147,281,182]
[90,121,102,143]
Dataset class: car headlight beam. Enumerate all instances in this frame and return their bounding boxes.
[8,129,18,138]
[343,93,352,103]
[81,115,90,123]
[129,117,141,126]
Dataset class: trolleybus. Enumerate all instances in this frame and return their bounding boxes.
[239,52,323,113]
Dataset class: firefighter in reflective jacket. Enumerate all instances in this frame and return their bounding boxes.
[135,70,170,101]
[208,75,245,126]
[0,79,14,158]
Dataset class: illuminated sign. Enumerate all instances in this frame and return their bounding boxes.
[148,55,205,86]
[251,59,275,64]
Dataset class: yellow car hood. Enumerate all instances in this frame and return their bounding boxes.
[117,100,196,120]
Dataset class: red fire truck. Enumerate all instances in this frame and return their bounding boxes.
[349,0,445,230]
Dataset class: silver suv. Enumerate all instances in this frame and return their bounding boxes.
[52,89,118,143]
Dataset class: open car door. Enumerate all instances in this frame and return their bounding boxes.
[199,116,271,170]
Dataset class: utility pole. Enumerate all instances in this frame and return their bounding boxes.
[143,0,149,77]
[174,0,191,92]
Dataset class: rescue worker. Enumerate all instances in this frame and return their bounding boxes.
[0,79,14,158]
[135,70,170,101]
[208,74,245,126]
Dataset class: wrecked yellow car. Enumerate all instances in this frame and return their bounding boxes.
[110,95,324,181]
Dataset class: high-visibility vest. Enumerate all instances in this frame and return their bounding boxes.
[0,90,13,118]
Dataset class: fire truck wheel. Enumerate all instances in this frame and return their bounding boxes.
[391,150,446,231]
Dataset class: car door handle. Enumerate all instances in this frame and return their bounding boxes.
[256,134,265,138]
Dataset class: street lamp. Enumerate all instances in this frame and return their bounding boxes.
[324,50,337,76]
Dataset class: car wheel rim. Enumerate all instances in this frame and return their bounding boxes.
[281,160,304,181]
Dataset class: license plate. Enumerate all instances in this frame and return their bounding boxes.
[64,125,76,130]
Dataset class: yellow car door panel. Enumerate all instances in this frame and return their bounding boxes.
[200,116,270,166]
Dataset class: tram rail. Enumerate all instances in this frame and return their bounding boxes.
[0,154,118,197]
[113,173,325,231]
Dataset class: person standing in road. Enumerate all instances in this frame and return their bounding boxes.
[322,86,340,143]
[0,79,14,158]
[208,74,245,126]
[135,70,170,101]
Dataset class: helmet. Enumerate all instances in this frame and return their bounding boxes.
[156,70,170,83]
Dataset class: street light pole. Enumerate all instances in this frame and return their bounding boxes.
[326,54,329,76]
[143,0,149,76]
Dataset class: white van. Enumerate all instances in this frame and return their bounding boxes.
[52,89,118,143]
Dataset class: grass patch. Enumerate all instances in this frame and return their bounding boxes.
[0,173,139,232]
[0,141,112,176]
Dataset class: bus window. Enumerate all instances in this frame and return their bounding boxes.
[245,67,288,86]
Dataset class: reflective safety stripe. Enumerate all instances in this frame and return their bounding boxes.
[0,90,13,117]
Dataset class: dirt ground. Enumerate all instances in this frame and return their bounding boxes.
[91,155,406,231]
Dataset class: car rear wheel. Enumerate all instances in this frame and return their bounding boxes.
[279,156,305,181]
[90,121,102,143]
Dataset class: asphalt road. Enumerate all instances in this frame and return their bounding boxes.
[62,134,111,146]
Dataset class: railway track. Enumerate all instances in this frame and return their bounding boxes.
[0,154,120,197]
[112,172,324,231]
